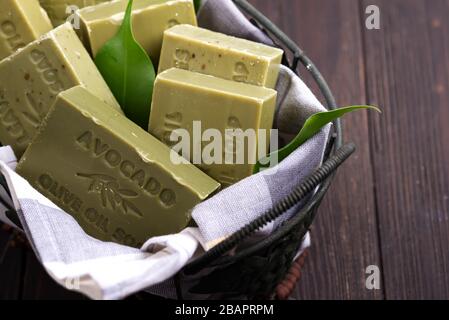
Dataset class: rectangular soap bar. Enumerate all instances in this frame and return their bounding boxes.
[149,68,277,188]
[158,25,284,88]
[17,86,220,247]
[76,0,197,62]
[0,0,53,60]
[0,23,121,157]
[39,0,111,26]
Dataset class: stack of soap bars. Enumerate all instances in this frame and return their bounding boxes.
[0,0,284,247]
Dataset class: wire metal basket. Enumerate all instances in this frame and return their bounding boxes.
[178,0,355,299]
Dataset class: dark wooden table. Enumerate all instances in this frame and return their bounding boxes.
[1,0,448,300]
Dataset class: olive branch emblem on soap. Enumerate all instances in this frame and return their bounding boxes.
[77,173,143,218]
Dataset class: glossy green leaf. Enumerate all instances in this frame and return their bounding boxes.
[94,0,155,129]
[194,0,201,12]
[254,105,381,173]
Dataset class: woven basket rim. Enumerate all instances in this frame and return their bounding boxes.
[183,0,342,274]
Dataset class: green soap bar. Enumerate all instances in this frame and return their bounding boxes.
[158,24,284,88]
[149,68,277,188]
[0,0,53,60]
[0,23,121,157]
[17,86,220,247]
[39,0,111,26]
[76,0,197,62]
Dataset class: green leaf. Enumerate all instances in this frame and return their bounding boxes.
[194,0,201,12]
[254,105,381,173]
[94,0,155,129]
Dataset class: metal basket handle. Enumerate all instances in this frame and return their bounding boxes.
[184,143,355,274]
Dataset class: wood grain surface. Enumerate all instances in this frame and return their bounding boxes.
[0,227,25,300]
[249,0,383,300]
[361,0,449,299]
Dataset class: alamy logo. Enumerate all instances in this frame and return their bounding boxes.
[65,276,80,290]
[66,5,80,29]
[365,265,381,290]
[365,5,381,30]
[168,121,279,173]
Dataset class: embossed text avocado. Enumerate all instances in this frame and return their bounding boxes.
[17,86,221,247]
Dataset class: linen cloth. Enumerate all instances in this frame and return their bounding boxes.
[0,0,330,299]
